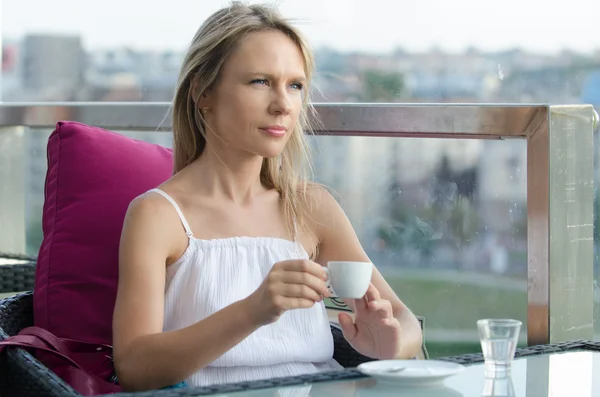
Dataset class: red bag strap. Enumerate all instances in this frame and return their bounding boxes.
[18,327,113,356]
[0,333,121,396]
[0,335,84,370]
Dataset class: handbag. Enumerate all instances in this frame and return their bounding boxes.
[0,326,122,396]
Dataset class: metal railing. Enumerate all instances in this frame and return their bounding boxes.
[0,102,598,347]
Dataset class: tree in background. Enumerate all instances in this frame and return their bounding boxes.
[428,154,480,247]
[361,69,405,101]
[379,154,480,262]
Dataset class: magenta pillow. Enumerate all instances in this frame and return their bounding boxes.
[34,121,173,345]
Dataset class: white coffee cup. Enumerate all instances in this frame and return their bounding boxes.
[324,261,373,299]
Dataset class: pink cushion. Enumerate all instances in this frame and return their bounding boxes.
[34,121,173,345]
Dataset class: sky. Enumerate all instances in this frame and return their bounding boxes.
[1,0,599,54]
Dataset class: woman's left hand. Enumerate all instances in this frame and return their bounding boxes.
[338,283,402,360]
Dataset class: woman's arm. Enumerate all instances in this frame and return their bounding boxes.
[310,186,423,359]
[112,195,261,391]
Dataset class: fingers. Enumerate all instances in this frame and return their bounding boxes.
[368,299,393,319]
[364,283,381,302]
[279,283,324,302]
[353,283,393,324]
[266,260,331,310]
[274,259,330,298]
[279,270,331,298]
[260,260,332,323]
[364,284,394,321]
[338,312,358,341]
[281,297,318,310]
[270,295,318,312]
[353,284,380,313]
[353,295,368,312]
[278,259,327,280]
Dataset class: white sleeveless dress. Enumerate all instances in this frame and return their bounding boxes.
[149,189,343,387]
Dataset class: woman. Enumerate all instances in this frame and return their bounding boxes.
[112,1,422,392]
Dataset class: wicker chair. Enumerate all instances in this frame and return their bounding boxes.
[0,255,426,397]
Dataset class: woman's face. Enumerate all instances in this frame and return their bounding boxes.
[201,30,307,159]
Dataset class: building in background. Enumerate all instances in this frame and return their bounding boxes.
[21,35,85,101]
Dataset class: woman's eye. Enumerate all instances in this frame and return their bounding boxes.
[251,79,269,86]
[250,79,304,91]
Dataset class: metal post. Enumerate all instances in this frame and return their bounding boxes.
[0,0,3,103]
[527,105,596,344]
[0,126,26,255]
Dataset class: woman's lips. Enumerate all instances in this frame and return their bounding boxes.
[260,126,287,137]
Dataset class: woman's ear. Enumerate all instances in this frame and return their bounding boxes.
[191,75,215,113]
[197,94,209,109]
[196,90,213,112]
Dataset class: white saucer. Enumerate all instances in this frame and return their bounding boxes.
[357,359,465,386]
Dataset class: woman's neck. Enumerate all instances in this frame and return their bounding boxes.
[190,148,269,204]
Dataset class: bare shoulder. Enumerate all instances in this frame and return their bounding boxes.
[303,183,349,242]
[126,189,175,223]
[304,183,345,223]
[121,188,186,263]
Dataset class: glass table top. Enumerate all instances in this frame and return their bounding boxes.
[204,351,600,397]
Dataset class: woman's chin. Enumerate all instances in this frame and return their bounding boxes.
[260,151,285,159]
[254,144,286,159]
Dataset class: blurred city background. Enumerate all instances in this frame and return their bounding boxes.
[1,0,599,357]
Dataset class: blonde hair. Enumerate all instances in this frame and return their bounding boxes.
[171,1,319,237]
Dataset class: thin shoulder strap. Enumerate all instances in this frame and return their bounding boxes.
[149,188,193,238]
[292,216,299,242]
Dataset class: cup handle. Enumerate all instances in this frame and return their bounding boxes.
[324,268,336,297]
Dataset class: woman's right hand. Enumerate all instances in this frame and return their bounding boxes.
[245,259,331,326]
